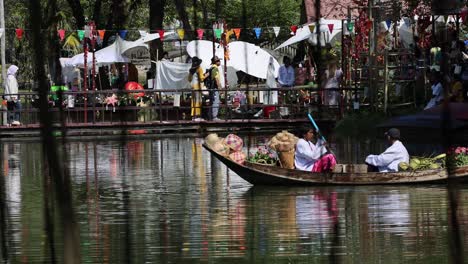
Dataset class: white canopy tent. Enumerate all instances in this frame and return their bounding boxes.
[275,19,343,50]
[133,31,178,44]
[154,60,238,92]
[62,36,148,68]
[186,40,280,79]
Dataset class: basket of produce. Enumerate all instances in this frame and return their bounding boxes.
[268,131,299,169]
[398,153,446,171]
[247,146,278,166]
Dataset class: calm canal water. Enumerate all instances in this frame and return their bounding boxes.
[1,136,467,263]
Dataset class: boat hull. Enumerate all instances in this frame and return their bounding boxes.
[203,144,468,186]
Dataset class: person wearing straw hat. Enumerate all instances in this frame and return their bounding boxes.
[188,57,207,121]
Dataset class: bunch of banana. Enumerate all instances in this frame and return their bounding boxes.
[399,153,446,171]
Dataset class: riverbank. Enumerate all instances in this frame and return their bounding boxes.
[0,118,335,140]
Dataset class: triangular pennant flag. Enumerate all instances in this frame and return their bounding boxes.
[347,22,354,32]
[366,20,373,30]
[461,9,468,23]
[273,26,280,37]
[308,24,315,33]
[139,30,147,38]
[290,25,298,35]
[233,28,241,39]
[385,19,392,30]
[98,30,105,40]
[443,15,448,23]
[214,29,222,39]
[15,28,24,40]
[177,29,185,40]
[225,29,233,43]
[58,29,66,41]
[158,30,165,41]
[253,27,262,39]
[119,30,128,39]
[327,24,334,34]
[77,30,85,41]
[196,29,204,40]
[0,28,4,39]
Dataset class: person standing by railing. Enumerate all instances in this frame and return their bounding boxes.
[188,57,206,121]
[278,56,295,88]
[4,65,21,126]
[206,56,222,121]
[323,61,343,107]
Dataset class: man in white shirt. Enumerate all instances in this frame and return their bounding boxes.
[365,128,409,172]
[278,56,295,87]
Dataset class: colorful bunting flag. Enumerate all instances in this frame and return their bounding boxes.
[196,29,204,40]
[327,24,334,34]
[225,29,233,43]
[58,29,66,41]
[233,28,241,39]
[15,28,24,40]
[366,20,373,30]
[347,22,354,32]
[77,30,85,41]
[290,25,298,35]
[461,9,468,23]
[177,29,185,40]
[214,29,222,39]
[254,27,262,39]
[98,30,105,40]
[385,19,392,30]
[158,30,165,41]
[119,30,128,39]
[273,26,280,37]
[308,24,315,33]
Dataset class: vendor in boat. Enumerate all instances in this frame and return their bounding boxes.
[365,128,409,172]
[294,127,336,172]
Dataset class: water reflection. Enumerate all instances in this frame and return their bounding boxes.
[0,138,466,263]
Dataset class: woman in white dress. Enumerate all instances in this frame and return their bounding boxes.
[323,62,343,107]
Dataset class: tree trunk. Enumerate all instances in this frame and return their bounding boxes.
[93,0,102,26]
[65,0,85,28]
[293,0,308,64]
[174,0,193,38]
[200,0,209,28]
[103,0,131,45]
[45,0,63,85]
[28,1,81,263]
[149,0,166,74]
[215,0,221,20]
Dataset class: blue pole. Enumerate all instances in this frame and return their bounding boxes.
[307,113,326,142]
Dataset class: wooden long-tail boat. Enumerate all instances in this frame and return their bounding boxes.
[203,143,468,186]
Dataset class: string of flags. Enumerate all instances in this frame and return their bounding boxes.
[2,23,344,42]
[3,14,465,42]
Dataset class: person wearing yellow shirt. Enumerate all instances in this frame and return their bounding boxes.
[188,57,207,121]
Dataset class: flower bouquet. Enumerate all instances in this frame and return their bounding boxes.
[247,146,277,166]
[448,147,468,167]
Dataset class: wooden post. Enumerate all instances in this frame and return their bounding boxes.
[383,50,388,113]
